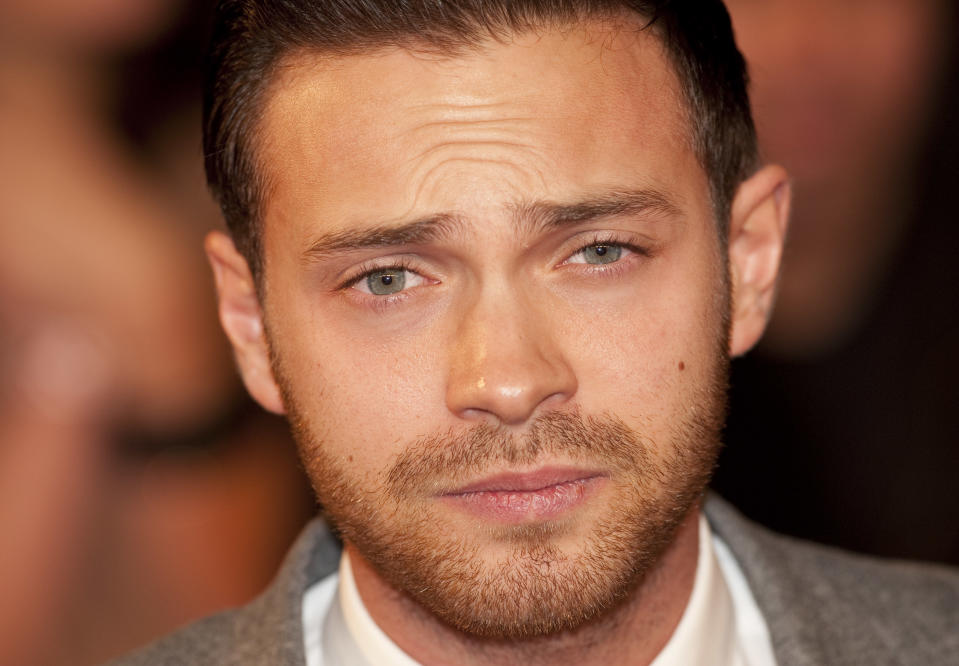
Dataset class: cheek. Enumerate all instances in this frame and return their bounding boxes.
[569,308,718,414]
[272,306,444,472]
[563,250,726,425]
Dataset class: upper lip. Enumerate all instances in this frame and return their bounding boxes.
[444,466,606,495]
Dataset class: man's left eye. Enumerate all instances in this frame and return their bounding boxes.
[567,243,625,265]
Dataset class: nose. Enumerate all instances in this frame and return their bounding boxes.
[445,288,577,426]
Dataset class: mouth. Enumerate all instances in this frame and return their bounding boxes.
[439,467,607,523]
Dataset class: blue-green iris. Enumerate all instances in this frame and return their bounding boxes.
[583,244,622,264]
[367,269,406,295]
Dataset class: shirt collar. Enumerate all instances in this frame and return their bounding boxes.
[651,512,738,665]
[337,548,421,665]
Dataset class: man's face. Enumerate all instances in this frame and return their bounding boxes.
[226,19,774,639]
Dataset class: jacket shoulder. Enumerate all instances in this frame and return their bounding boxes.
[108,519,341,666]
[706,495,959,665]
[107,608,245,666]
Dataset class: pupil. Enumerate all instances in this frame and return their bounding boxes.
[381,275,393,285]
[595,245,608,256]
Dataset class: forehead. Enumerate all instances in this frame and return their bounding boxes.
[256,19,703,237]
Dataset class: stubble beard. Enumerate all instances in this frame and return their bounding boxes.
[276,366,728,641]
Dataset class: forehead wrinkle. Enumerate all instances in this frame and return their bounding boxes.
[405,153,551,216]
[407,138,541,168]
[407,115,541,135]
[401,118,552,205]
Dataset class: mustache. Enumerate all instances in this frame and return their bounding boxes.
[386,411,649,497]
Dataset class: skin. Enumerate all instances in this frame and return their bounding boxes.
[209,18,789,666]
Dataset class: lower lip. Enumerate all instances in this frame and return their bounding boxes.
[440,476,604,523]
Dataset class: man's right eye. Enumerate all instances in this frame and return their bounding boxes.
[570,243,624,265]
[351,268,425,296]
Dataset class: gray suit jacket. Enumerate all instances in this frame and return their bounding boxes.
[111,496,959,665]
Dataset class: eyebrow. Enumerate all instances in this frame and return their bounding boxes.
[513,188,682,237]
[301,188,680,261]
[302,213,463,261]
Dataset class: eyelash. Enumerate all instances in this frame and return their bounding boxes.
[336,259,424,313]
[339,257,421,291]
[564,234,650,269]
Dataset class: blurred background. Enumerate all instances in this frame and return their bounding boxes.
[0,1,315,664]
[714,0,959,565]
[0,0,956,664]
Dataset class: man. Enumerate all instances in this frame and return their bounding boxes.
[116,1,959,664]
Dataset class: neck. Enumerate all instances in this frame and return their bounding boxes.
[347,506,701,666]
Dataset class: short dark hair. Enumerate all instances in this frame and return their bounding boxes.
[204,0,757,279]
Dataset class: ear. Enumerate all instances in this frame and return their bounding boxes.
[728,165,791,357]
[205,231,286,414]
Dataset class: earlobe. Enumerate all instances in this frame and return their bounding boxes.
[727,165,791,357]
[205,231,286,414]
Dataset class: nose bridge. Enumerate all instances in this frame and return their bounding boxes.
[445,278,576,425]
